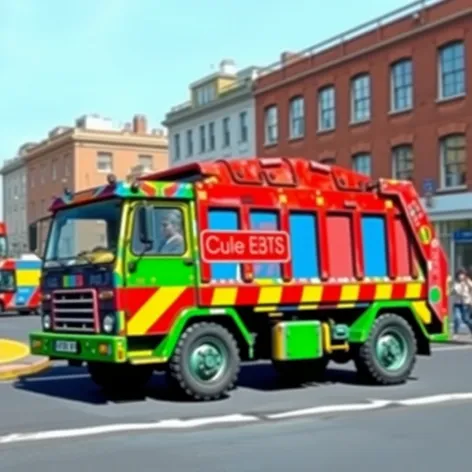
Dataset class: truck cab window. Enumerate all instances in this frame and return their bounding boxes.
[132,206,186,256]
[0,270,15,291]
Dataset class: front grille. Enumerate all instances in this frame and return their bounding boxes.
[52,289,98,333]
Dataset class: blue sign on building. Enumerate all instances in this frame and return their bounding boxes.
[422,178,436,195]
[453,230,472,243]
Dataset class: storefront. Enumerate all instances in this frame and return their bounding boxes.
[423,191,472,276]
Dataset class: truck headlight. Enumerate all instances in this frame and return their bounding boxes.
[42,314,51,330]
[103,315,115,333]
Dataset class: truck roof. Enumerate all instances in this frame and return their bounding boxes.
[49,157,395,212]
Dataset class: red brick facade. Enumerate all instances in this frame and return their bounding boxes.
[254,0,472,196]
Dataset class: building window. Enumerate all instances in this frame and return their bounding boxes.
[222,117,230,147]
[96,152,112,172]
[440,134,466,188]
[186,130,193,157]
[264,105,278,145]
[438,41,465,99]
[199,125,206,153]
[391,59,413,112]
[318,86,335,131]
[174,134,181,161]
[351,74,371,123]
[289,96,304,139]
[195,84,216,106]
[51,159,57,180]
[138,154,153,172]
[208,122,215,151]
[352,153,371,176]
[239,111,248,143]
[392,145,414,181]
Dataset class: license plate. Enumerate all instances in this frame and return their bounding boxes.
[54,340,78,353]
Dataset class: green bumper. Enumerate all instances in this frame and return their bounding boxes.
[30,331,128,363]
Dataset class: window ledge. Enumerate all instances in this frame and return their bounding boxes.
[317,127,335,135]
[436,185,467,194]
[288,136,304,143]
[349,119,371,128]
[388,107,413,116]
[436,93,466,105]
[264,142,278,148]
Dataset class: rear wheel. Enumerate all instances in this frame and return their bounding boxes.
[87,362,153,393]
[353,313,417,385]
[167,322,240,401]
[273,357,329,384]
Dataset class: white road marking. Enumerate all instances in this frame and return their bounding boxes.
[266,399,391,419]
[2,393,472,445]
[0,414,258,444]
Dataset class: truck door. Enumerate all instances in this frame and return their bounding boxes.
[122,201,197,336]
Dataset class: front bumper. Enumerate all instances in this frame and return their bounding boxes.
[30,331,127,363]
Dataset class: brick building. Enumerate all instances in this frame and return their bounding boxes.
[254,0,472,270]
[23,114,168,253]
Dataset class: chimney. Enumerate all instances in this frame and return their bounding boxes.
[280,51,301,65]
[133,114,147,134]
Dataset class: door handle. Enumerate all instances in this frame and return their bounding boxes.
[183,258,194,266]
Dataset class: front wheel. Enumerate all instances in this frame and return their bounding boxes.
[167,322,240,401]
[353,313,417,385]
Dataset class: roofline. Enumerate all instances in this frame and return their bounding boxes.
[256,0,443,81]
[162,82,253,127]
[23,128,168,161]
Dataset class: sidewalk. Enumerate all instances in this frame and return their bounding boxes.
[0,339,50,381]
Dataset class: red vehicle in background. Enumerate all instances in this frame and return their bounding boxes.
[0,222,8,259]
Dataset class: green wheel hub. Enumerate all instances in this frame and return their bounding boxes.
[375,329,408,371]
[189,340,227,382]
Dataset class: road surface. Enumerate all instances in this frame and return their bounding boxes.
[1,399,471,471]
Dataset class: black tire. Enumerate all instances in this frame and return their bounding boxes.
[273,357,329,384]
[87,362,153,392]
[167,322,240,401]
[352,313,417,385]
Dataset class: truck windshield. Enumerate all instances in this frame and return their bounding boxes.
[43,199,122,267]
[0,270,15,291]
[0,236,7,258]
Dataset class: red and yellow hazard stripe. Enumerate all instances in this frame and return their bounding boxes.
[120,281,426,336]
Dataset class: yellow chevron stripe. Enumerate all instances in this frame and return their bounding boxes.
[405,282,422,299]
[411,301,431,324]
[301,285,323,303]
[258,287,283,305]
[340,284,360,302]
[211,287,238,306]
[374,283,393,300]
[127,287,185,336]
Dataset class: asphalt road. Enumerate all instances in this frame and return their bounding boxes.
[1,400,471,471]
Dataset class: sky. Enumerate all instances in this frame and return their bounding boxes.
[0,0,415,162]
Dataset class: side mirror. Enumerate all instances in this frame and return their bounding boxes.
[137,206,153,245]
[29,223,38,252]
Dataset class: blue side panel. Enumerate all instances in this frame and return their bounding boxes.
[14,286,36,307]
[289,213,320,279]
[249,211,281,279]
[208,209,239,280]
[15,260,41,270]
[361,216,388,277]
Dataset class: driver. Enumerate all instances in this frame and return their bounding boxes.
[158,210,184,255]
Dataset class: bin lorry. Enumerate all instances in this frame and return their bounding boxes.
[0,254,41,315]
[29,157,449,400]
